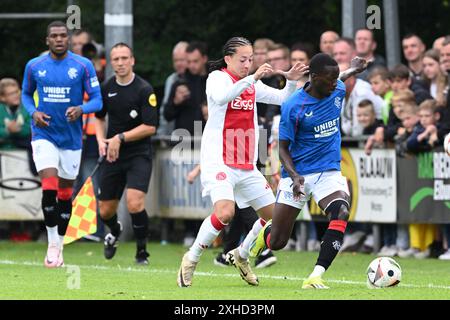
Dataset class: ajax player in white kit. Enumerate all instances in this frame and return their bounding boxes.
[177,37,308,287]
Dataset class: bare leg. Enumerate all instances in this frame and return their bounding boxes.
[270,203,300,250]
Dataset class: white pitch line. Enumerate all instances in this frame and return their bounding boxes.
[1,259,450,290]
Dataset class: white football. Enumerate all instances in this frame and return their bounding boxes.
[444,133,450,156]
[366,257,402,289]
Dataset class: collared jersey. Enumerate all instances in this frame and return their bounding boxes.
[22,51,102,150]
[96,74,158,158]
[201,68,297,171]
[279,80,346,176]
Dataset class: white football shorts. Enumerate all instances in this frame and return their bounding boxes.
[276,170,349,210]
[201,165,275,210]
[31,139,82,180]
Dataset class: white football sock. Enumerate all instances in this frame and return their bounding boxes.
[309,265,326,278]
[59,235,65,249]
[238,218,266,260]
[46,226,59,246]
[188,214,225,262]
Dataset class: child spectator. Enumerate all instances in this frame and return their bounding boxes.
[398,100,441,259]
[406,99,441,153]
[365,90,415,155]
[356,99,384,135]
[339,62,384,137]
[0,78,36,175]
[368,67,394,125]
[368,102,418,257]
[368,97,418,257]
[0,78,36,241]
[383,90,416,142]
[395,103,441,257]
[0,78,32,150]
[395,103,419,158]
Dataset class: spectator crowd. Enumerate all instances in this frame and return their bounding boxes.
[1,27,450,261]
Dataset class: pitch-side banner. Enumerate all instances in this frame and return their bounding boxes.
[397,151,450,223]
[146,148,210,219]
[300,148,397,223]
[149,148,397,222]
[0,151,43,220]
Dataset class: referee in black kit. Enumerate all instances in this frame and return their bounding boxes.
[95,43,158,265]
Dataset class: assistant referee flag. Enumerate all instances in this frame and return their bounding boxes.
[64,177,97,245]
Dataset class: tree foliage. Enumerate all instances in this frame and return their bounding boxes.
[1,0,449,93]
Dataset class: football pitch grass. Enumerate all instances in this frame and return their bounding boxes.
[0,241,449,300]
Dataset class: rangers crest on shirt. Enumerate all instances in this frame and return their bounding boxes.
[334,97,342,108]
[68,67,78,79]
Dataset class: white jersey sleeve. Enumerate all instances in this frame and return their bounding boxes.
[255,79,297,106]
[206,71,256,106]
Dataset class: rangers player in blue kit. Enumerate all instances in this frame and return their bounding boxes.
[250,53,369,289]
[22,21,102,268]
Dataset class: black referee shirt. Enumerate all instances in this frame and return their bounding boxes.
[96,74,158,158]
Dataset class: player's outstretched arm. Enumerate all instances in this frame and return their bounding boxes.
[279,140,305,198]
[207,63,274,106]
[255,63,308,106]
[339,56,369,82]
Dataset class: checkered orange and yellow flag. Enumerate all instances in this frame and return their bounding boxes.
[64,177,97,245]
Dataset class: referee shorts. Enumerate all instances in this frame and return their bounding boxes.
[97,155,152,201]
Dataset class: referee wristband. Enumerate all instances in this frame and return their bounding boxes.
[118,133,126,143]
